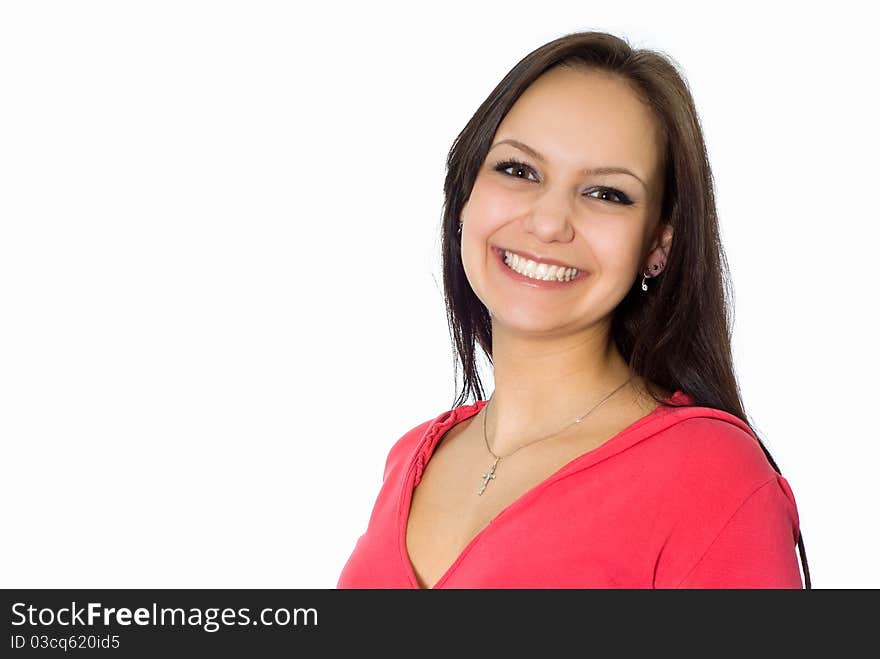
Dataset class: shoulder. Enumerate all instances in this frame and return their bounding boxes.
[647,410,802,586]
[380,417,435,483]
[380,405,475,482]
[659,413,778,486]
[638,407,790,535]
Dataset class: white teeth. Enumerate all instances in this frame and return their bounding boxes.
[502,250,578,282]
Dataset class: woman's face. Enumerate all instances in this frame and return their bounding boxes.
[460,65,671,337]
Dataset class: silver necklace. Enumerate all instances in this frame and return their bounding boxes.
[478,375,634,495]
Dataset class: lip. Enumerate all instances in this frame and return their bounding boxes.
[491,246,589,289]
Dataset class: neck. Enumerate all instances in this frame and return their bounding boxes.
[484,319,640,456]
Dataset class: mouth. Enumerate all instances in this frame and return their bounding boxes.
[491,246,589,287]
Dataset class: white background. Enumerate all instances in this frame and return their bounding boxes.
[1,1,877,589]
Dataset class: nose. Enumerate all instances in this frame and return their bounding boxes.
[522,189,576,243]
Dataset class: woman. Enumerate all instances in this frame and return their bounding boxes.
[337,31,810,589]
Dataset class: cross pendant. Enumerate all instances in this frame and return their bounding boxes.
[478,457,500,496]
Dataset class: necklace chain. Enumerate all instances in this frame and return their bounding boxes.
[477,375,634,495]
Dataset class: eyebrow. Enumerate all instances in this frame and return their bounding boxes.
[489,138,647,189]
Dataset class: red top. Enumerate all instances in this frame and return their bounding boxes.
[337,391,804,589]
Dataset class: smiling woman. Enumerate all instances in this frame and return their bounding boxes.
[337,30,811,589]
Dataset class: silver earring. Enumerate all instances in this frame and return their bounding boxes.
[641,262,665,292]
[457,222,462,235]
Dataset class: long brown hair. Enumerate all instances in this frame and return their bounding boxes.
[439,30,811,588]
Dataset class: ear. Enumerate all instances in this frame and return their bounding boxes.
[643,223,673,275]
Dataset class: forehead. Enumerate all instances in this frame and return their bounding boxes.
[494,66,663,183]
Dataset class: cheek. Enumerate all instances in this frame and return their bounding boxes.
[462,177,523,230]
[582,223,644,274]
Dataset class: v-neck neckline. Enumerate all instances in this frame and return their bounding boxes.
[398,390,689,589]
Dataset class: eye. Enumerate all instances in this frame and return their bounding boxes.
[493,157,634,205]
[584,187,633,206]
[494,158,539,182]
